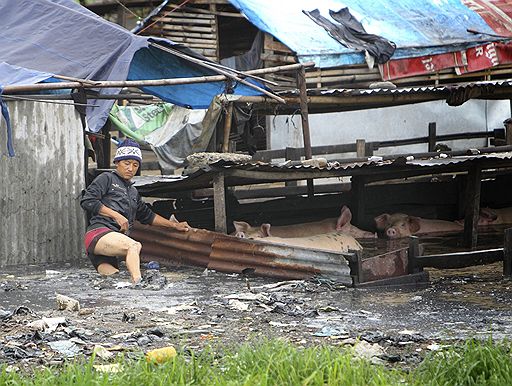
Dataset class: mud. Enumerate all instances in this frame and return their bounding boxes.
[2,254,512,369]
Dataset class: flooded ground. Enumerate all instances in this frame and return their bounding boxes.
[2,242,512,369]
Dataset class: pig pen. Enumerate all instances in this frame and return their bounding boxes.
[133,150,512,287]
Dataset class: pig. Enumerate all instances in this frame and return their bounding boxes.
[476,207,512,226]
[233,205,375,239]
[374,213,463,239]
[237,231,362,253]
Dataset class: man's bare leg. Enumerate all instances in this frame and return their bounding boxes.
[94,232,142,283]
[97,263,119,276]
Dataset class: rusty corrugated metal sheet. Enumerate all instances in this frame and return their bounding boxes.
[360,248,408,282]
[0,101,85,267]
[131,224,352,283]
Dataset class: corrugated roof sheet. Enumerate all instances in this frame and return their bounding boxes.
[134,150,512,197]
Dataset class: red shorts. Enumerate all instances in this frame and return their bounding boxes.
[84,227,118,270]
[84,227,112,253]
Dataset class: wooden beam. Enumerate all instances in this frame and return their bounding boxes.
[407,237,421,274]
[213,173,227,233]
[415,248,503,269]
[428,122,436,152]
[296,66,314,197]
[222,102,234,153]
[463,164,482,249]
[356,139,366,158]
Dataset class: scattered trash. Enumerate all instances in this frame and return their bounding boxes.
[352,340,385,364]
[28,317,67,333]
[427,343,442,351]
[161,301,200,315]
[47,340,81,357]
[228,299,251,312]
[93,345,115,360]
[122,313,135,323]
[78,308,95,316]
[145,261,160,270]
[45,270,62,278]
[360,331,385,343]
[56,294,80,312]
[115,281,132,289]
[146,346,177,363]
[313,325,350,338]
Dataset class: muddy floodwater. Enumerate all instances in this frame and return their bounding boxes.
[2,227,512,369]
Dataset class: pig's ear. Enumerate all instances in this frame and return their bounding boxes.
[480,208,497,221]
[408,216,421,233]
[260,223,272,237]
[233,221,250,233]
[336,206,352,230]
[374,214,390,230]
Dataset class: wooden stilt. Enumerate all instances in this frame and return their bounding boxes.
[296,66,314,198]
[213,173,227,233]
[463,164,482,249]
[222,102,234,153]
[504,228,512,278]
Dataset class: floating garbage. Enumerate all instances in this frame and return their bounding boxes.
[146,346,177,363]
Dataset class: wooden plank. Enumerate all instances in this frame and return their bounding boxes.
[263,37,292,53]
[261,53,297,63]
[157,24,213,33]
[213,173,227,233]
[155,16,216,25]
[463,164,482,249]
[504,228,512,278]
[164,31,217,39]
[407,236,420,274]
[416,249,503,269]
[356,139,366,158]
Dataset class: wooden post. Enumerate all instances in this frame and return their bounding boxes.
[408,236,420,274]
[356,139,366,158]
[296,66,314,197]
[428,122,436,152]
[285,147,300,187]
[350,176,366,227]
[463,164,482,249]
[213,173,227,233]
[504,117,512,145]
[504,228,512,278]
[222,102,234,153]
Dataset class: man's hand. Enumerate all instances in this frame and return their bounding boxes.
[152,213,190,232]
[169,221,190,232]
[114,214,129,233]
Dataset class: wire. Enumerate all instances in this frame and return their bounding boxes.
[136,0,192,35]
[113,0,142,20]
[1,94,98,107]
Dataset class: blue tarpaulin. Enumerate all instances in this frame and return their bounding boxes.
[227,0,501,67]
[0,0,263,134]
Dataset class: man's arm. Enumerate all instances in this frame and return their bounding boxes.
[98,205,129,233]
[151,213,190,232]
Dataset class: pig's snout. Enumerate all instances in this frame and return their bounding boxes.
[386,227,398,238]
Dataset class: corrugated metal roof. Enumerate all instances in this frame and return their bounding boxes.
[280,79,512,98]
[134,150,512,197]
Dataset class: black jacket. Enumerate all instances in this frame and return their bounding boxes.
[80,171,155,233]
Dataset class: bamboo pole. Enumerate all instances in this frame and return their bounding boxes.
[149,42,286,104]
[2,62,314,95]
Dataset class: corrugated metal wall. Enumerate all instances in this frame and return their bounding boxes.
[0,100,85,268]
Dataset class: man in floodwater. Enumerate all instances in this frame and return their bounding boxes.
[80,139,189,285]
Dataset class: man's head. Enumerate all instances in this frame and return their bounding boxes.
[113,139,142,180]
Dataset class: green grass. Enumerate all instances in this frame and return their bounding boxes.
[1,339,512,386]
